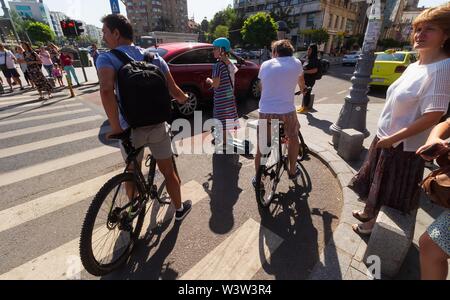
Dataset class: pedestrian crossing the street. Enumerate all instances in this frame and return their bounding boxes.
[0,91,285,280]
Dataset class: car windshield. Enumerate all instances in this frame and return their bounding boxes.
[147,47,168,58]
[375,53,406,62]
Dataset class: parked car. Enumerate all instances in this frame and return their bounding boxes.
[294,51,330,74]
[370,50,417,87]
[148,43,261,117]
[342,51,361,66]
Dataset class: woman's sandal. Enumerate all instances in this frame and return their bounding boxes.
[352,224,373,236]
[352,210,372,223]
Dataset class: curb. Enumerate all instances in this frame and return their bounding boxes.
[306,142,373,280]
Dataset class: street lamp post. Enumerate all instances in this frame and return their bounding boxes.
[329,0,385,147]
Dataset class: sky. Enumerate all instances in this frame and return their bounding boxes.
[3,0,447,28]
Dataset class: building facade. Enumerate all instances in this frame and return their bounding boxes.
[124,0,189,40]
[9,0,56,33]
[233,0,365,53]
[85,24,102,45]
[49,11,68,37]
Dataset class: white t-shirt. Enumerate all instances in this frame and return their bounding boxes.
[228,62,238,88]
[0,50,16,69]
[377,58,450,152]
[258,56,304,114]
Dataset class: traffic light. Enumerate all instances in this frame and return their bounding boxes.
[60,19,77,37]
[75,21,84,35]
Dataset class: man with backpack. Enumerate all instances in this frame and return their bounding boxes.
[297,44,321,114]
[97,14,192,222]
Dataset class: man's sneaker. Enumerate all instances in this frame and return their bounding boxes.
[175,200,192,222]
[252,176,257,189]
[288,164,301,181]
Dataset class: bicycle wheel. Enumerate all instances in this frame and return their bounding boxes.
[255,149,283,208]
[298,130,308,161]
[79,173,146,276]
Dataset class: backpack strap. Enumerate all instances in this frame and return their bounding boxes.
[110,49,134,65]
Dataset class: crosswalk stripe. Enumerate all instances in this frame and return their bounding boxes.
[180,218,283,280]
[0,103,83,118]
[0,115,104,140]
[0,98,76,111]
[0,145,119,187]
[0,180,208,279]
[0,108,92,126]
[0,170,121,233]
[0,127,111,159]
[0,94,67,106]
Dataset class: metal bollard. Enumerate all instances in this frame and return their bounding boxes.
[66,74,75,98]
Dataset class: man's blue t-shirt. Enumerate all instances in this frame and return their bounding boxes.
[96,44,170,130]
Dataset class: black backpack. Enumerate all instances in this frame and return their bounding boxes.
[111,49,171,129]
[315,60,323,80]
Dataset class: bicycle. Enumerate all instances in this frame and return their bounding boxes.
[255,120,308,208]
[79,126,179,276]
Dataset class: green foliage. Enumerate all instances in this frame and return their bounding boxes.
[270,4,294,30]
[213,25,229,39]
[299,28,329,44]
[208,5,244,46]
[201,18,209,32]
[26,21,55,44]
[75,35,99,47]
[241,12,277,49]
[377,38,408,49]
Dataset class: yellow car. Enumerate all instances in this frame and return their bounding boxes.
[370,50,417,87]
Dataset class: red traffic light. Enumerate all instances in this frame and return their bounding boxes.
[68,21,75,27]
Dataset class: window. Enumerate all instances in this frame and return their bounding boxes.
[170,49,216,65]
[375,53,406,62]
[306,13,315,27]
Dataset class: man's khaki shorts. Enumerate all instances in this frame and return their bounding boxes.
[119,122,173,162]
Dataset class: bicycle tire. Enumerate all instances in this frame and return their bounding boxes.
[298,130,308,161]
[255,150,282,208]
[79,173,146,276]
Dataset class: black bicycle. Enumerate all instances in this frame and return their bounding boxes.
[255,121,308,208]
[79,127,179,276]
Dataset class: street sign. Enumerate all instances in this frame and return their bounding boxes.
[110,0,120,14]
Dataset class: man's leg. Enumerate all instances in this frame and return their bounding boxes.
[157,158,182,210]
[288,134,300,176]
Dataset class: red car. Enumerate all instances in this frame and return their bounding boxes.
[149,43,261,116]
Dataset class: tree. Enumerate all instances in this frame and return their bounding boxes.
[300,28,329,45]
[241,12,277,49]
[270,4,294,30]
[213,25,229,39]
[155,17,174,32]
[10,10,32,42]
[201,18,209,32]
[26,21,55,44]
[75,35,98,47]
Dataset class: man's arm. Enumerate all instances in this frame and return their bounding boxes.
[98,67,122,134]
[165,70,188,104]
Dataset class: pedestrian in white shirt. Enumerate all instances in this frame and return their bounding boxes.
[349,3,450,235]
[0,43,24,92]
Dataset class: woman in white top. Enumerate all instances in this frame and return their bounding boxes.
[15,45,34,88]
[349,4,450,235]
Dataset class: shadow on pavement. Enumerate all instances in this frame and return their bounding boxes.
[203,153,243,235]
[257,164,339,279]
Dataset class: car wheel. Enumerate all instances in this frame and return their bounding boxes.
[174,88,199,117]
[250,78,261,99]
